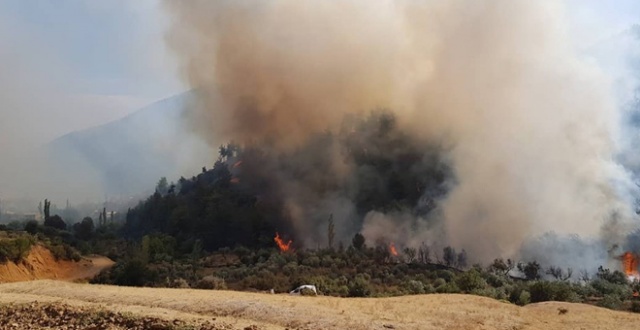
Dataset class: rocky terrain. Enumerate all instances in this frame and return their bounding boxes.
[0,302,251,330]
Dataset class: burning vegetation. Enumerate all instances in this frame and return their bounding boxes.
[274,232,292,252]
[164,0,640,267]
[621,252,640,280]
[389,243,399,257]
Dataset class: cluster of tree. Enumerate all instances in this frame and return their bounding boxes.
[122,111,452,254]
[90,230,640,313]
[0,210,125,263]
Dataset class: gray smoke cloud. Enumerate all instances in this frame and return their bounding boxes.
[164,0,639,268]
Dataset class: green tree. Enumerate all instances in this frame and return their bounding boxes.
[456,269,487,293]
[352,233,365,250]
[24,220,39,234]
[443,246,456,267]
[73,217,95,240]
[43,199,51,220]
[44,214,66,231]
[596,266,628,285]
[327,214,335,249]
[489,258,515,275]
[156,177,169,195]
[518,261,541,280]
[404,247,417,263]
[457,249,468,268]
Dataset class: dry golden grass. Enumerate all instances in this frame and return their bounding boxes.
[0,280,638,330]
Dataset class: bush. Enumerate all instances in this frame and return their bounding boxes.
[24,221,39,235]
[436,282,461,294]
[45,242,81,262]
[596,266,628,285]
[302,255,321,267]
[631,301,640,313]
[518,291,531,306]
[591,279,631,297]
[0,236,34,263]
[436,270,456,282]
[113,259,156,287]
[44,215,67,231]
[348,274,372,297]
[483,272,506,288]
[456,270,487,293]
[432,278,446,288]
[171,277,190,289]
[196,275,227,290]
[404,280,426,294]
[597,294,623,310]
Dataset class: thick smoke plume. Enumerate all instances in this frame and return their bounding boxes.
[165,1,638,267]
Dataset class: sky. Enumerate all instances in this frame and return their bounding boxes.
[0,0,184,152]
[0,0,638,150]
[0,0,638,205]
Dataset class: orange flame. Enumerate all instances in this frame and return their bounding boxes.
[622,251,639,279]
[274,232,292,252]
[232,161,243,168]
[389,242,398,256]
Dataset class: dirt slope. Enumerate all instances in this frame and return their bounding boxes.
[0,245,114,283]
[0,280,638,330]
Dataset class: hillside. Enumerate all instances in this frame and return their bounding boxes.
[0,280,638,330]
[0,245,113,283]
[46,91,211,197]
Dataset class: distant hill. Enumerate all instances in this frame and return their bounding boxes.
[47,92,212,199]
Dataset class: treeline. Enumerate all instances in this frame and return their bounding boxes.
[89,231,640,312]
[0,213,126,263]
[123,161,276,252]
[122,111,451,253]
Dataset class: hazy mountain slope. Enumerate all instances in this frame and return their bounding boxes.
[47,92,211,199]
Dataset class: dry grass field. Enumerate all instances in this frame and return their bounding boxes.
[0,280,638,330]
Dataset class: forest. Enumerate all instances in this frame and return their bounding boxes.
[0,112,638,312]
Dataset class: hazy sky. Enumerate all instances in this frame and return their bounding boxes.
[0,0,183,153]
[0,0,637,151]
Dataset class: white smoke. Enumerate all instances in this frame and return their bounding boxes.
[164,0,640,267]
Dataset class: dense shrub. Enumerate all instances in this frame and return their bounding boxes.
[349,274,372,297]
[517,290,531,306]
[404,280,426,294]
[591,279,631,297]
[196,275,227,290]
[44,215,67,231]
[24,221,39,235]
[105,259,158,287]
[456,269,487,293]
[631,301,640,313]
[598,294,623,310]
[0,236,34,263]
[46,242,81,262]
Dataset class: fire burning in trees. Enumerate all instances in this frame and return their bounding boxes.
[389,243,398,257]
[621,251,639,281]
[274,232,292,252]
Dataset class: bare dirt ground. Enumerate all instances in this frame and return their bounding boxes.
[0,245,114,283]
[0,280,639,330]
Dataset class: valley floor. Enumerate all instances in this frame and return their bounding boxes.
[0,280,638,330]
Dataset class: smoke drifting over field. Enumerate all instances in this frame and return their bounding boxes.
[165,1,639,266]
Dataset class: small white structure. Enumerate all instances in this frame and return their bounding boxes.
[289,285,318,295]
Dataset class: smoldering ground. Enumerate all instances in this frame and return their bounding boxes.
[164,0,640,271]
